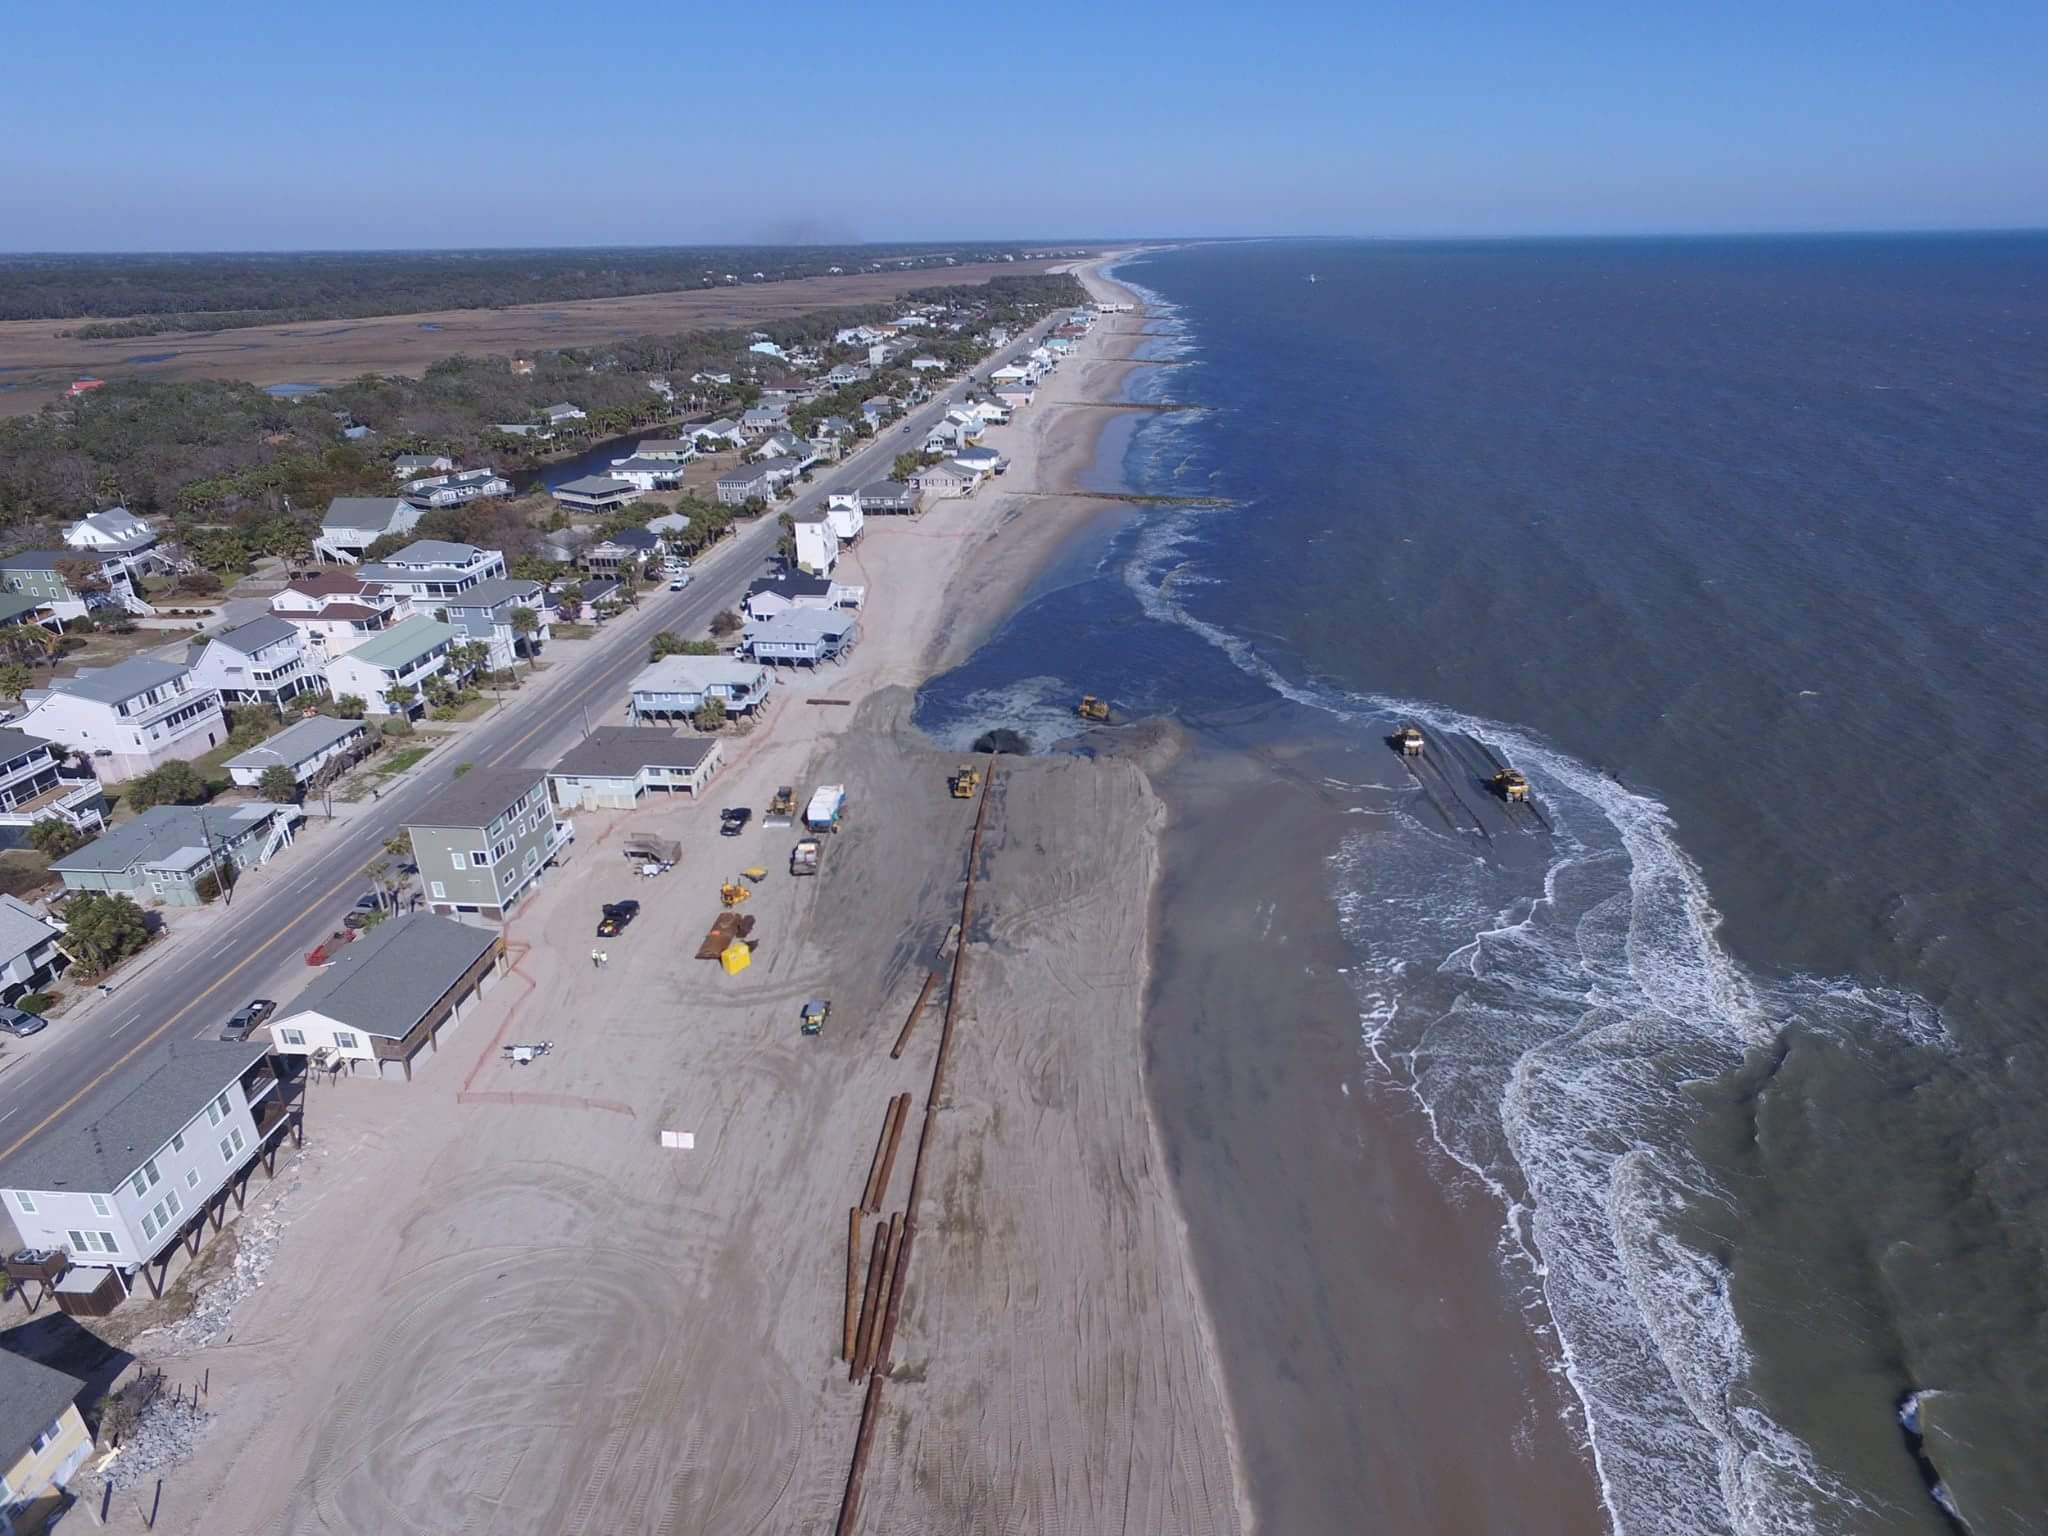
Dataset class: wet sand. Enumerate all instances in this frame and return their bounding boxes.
[1141,722,1610,1531]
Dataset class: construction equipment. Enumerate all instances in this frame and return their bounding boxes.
[790,837,821,876]
[1395,722,1426,756]
[948,763,981,799]
[800,998,831,1036]
[696,911,757,960]
[1076,694,1110,722]
[502,1041,554,1065]
[741,866,768,883]
[804,784,847,832]
[765,786,797,827]
[1491,767,1532,803]
[721,941,752,976]
[720,877,752,908]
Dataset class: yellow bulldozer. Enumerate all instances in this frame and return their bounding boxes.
[1076,695,1110,722]
[948,763,982,799]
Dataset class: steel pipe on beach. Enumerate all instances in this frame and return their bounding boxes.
[890,970,940,1059]
[843,1206,863,1362]
[860,1096,904,1215]
[850,1215,889,1383]
[871,1093,910,1215]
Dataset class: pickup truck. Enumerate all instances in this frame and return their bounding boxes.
[789,837,821,876]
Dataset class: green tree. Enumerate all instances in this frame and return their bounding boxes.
[257,764,300,803]
[25,818,84,859]
[317,693,367,719]
[509,605,541,664]
[125,760,207,810]
[0,663,31,699]
[649,630,685,660]
[775,511,797,565]
[692,696,727,732]
[891,451,922,481]
[383,683,419,717]
[58,891,152,975]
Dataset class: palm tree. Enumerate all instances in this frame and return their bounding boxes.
[383,682,419,718]
[509,605,541,666]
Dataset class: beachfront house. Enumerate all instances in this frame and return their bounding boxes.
[0,1352,91,1525]
[13,658,224,781]
[316,497,422,564]
[269,572,402,659]
[50,801,302,906]
[402,767,567,921]
[265,914,507,1079]
[401,469,512,508]
[627,657,773,722]
[551,474,644,513]
[953,445,1008,478]
[183,616,325,709]
[791,510,838,576]
[740,572,864,623]
[0,893,69,1004]
[443,577,548,669]
[323,617,457,717]
[224,714,370,790]
[0,1038,299,1301]
[0,727,106,851]
[910,463,980,500]
[546,727,723,810]
[821,497,865,544]
[993,380,1036,409]
[357,541,507,604]
[578,528,663,579]
[743,609,858,667]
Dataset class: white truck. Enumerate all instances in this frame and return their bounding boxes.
[803,784,846,833]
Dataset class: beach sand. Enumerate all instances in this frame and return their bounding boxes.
[90,260,1246,1536]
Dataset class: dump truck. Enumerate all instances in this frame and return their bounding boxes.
[623,830,681,868]
[804,784,846,833]
[790,837,821,876]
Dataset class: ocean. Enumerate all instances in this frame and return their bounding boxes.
[918,235,2048,1535]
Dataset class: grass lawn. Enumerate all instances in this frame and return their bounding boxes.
[0,851,52,902]
[375,746,434,777]
[431,697,497,723]
[550,622,595,640]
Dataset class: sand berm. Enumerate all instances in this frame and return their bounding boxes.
[107,258,1253,1535]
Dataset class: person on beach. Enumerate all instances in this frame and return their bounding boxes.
[590,947,601,969]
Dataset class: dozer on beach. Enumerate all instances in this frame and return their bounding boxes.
[948,763,981,799]
[1491,767,1531,803]
[1076,695,1110,722]
[719,877,752,908]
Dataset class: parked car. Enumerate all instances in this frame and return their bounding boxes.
[597,900,640,938]
[719,807,752,837]
[668,575,691,591]
[219,999,277,1041]
[0,1007,48,1038]
[343,894,384,929]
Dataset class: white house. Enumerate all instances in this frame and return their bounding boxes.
[629,438,697,463]
[184,616,325,709]
[748,341,787,361]
[0,1039,294,1297]
[357,541,507,604]
[0,726,105,851]
[391,454,455,481]
[14,658,225,780]
[740,572,863,623]
[743,608,858,667]
[791,511,838,577]
[953,445,1007,478]
[910,463,982,500]
[993,380,1036,409]
[823,498,864,543]
[552,474,645,512]
[910,356,945,372]
[317,497,422,564]
[61,507,159,562]
[269,572,404,659]
[323,618,457,717]
[542,402,587,425]
[692,418,747,448]
[401,469,512,507]
[990,362,1030,384]
[224,715,369,790]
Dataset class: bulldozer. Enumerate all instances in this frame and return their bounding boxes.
[948,763,982,799]
[1491,768,1532,804]
[1076,695,1110,722]
[719,877,753,908]
[1395,722,1426,756]
[767,786,796,818]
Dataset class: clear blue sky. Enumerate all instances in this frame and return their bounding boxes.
[6,0,2044,249]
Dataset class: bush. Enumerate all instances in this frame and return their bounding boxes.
[57,891,151,975]
[256,765,300,803]
[193,864,239,903]
[379,717,412,737]
[176,570,222,595]
[691,696,727,732]
[709,609,742,638]
[124,760,208,811]
[15,993,55,1015]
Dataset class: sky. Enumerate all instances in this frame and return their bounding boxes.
[3,0,2044,250]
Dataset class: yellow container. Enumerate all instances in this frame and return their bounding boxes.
[720,941,752,975]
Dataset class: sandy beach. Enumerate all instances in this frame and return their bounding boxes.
[81,259,1247,1536]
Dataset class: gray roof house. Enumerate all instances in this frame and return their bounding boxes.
[0,892,67,1004]
[547,727,723,810]
[552,474,645,513]
[0,1038,292,1295]
[627,656,773,721]
[743,608,859,666]
[224,715,370,789]
[265,913,506,1079]
[183,615,324,708]
[63,506,159,557]
[443,576,549,669]
[0,1351,89,1510]
[403,767,565,921]
[13,657,225,781]
[51,801,302,907]
[716,464,775,506]
[0,725,106,852]
[317,497,422,562]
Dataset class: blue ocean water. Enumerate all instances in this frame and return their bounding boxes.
[919,235,2048,1534]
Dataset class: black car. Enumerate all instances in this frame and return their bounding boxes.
[597,900,641,938]
[719,807,752,837]
[219,999,277,1041]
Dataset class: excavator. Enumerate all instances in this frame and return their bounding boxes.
[948,763,982,799]
[1076,695,1110,722]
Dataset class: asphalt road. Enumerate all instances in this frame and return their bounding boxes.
[0,358,1018,1161]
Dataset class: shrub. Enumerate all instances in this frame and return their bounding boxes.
[15,992,55,1015]
[26,818,85,858]
[379,717,412,737]
[56,891,151,975]
[691,696,727,732]
[124,760,208,811]
[256,765,300,803]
